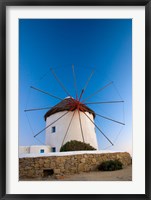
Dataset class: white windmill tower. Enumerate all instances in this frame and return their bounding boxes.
[43,97,98,152]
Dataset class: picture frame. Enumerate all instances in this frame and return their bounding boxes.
[0,0,151,199]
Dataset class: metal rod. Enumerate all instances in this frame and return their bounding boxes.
[79,89,84,102]
[95,113,125,125]
[34,111,69,138]
[72,64,78,100]
[79,69,94,101]
[24,107,52,112]
[85,100,124,105]
[25,113,45,145]
[82,111,114,146]
[78,109,85,143]
[82,81,113,103]
[61,110,76,147]
[30,86,63,101]
[50,68,71,97]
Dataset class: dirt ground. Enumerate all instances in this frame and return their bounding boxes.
[20,165,132,181]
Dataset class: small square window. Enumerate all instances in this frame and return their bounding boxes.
[40,149,44,153]
[52,126,56,133]
[52,147,56,152]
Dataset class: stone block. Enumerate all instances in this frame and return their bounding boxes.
[38,159,44,165]
[78,163,85,172]
[44,159,50,164]
[80,158,86,163]
[64,163,70,170]
[50,162,56,168]
[92,158,96,163]
[54,168,61,174]
[44,163,50,168]
[55,174,66,180]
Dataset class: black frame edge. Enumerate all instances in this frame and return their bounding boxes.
[0,1,6,200]
[145,1,151,200]
[0,0,151,200]
[0,0,150,6]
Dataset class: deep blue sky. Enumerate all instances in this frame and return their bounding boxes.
[19,19,132,153]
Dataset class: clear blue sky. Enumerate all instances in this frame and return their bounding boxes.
[19,19,132,153]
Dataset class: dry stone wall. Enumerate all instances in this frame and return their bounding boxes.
[19,152,131,179]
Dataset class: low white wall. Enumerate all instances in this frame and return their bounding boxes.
[19,150,125,158]
[19,145,51,155]
[30,145,51,154]
[19,146,30,154]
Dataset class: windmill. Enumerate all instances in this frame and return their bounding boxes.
[24,65,125,152]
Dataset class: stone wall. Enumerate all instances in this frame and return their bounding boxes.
[19,152,131,179]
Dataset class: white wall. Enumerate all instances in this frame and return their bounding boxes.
[30,145,51,154]
[45,110,98,152]
[19,145,51,154]
[19,146,30,154]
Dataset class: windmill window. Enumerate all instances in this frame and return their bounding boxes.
[51,126,56,133]
[52,147,56,152]
[40,149,44,153]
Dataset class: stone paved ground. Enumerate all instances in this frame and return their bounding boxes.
[20,165,132,181]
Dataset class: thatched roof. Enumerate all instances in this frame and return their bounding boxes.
[44,97,95,121]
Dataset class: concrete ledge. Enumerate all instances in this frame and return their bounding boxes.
[19,150,127,158]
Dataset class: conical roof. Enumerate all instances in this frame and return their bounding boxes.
[44,97,95,121]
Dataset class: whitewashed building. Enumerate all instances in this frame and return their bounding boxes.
[44,97,98,152]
